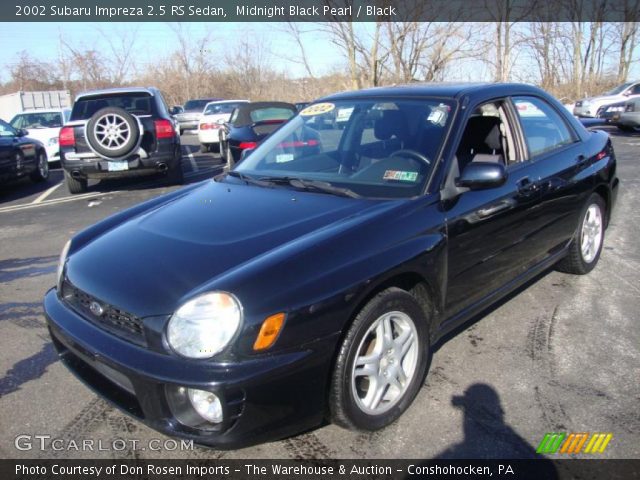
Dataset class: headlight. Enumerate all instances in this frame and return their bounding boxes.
[56,240,71,292]
[167,292,242,359]
[48,137,58,146]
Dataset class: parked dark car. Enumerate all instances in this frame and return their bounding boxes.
[175,98,223,134]
[45,83,618,449]
[0,118,49,185]
[615,98,640,133]
[60,87,182,194]
[219,101,296,166]
[596,101,626,122]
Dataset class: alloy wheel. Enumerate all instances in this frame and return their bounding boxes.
[351,311,418,415]
[581,204,603,264]
[94,113,131,150]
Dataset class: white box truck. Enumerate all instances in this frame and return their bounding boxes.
[0,90,71,122]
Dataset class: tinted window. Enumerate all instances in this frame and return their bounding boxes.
[204,102,245,115]
[71,93,153,120]
[250,107,294,123]
[11,112,63,129]
[0,119,17,137]
[630,84,640,95]
[605,83,633,95]
[236,98,454,199]
[513,97,574,157]
[184,99,216,112]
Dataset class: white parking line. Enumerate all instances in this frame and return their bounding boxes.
[32,182,62,204]
[185,149,198,172]
[0,191,120,214]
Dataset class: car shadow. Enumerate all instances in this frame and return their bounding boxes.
[0,168,64,205]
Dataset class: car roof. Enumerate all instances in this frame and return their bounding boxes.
[204,99,249,107]
[75,87,158,100]
[319,82,547,102]
[15,109,68,114]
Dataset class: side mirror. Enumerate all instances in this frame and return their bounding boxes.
[169,106,180,115]
[17,128,28,137]
[456,162,507,190]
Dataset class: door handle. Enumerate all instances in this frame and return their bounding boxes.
[478,200,512,218]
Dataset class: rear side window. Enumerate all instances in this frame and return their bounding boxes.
[250,108,294,123]
[513,96,574,158]
[71,93,153,121]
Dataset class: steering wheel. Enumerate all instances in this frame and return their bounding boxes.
[390,149,431,165]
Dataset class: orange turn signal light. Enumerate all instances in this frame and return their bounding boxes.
[253,313,286,351]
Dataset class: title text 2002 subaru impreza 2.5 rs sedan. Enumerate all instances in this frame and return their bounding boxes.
[44,83,618,449]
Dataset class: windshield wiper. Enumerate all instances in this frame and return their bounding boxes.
[225,170,274,188]
[258,176,360,198]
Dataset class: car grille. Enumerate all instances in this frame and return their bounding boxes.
[61,279,146,346]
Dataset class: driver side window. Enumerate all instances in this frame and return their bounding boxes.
[455,100,518,173]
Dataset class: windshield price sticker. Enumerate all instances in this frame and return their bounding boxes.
[383,170,419,182]
[300,103,335,116]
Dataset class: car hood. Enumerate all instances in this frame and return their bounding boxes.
[583,94,625,105]
[66,180,384,317]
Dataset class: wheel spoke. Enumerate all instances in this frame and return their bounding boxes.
[368,380,388,410]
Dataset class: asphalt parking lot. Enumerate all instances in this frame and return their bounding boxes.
[0,130,638,460]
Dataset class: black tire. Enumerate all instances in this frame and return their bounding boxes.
[64,170,88,194]
[30,151,49,182]
[200,143,209,154]
[167,162,184,185]
[616,125,632,132]
[86,107,139,159]
[556,193,606,275]
[179,128,184,136]
[329,287,430,431]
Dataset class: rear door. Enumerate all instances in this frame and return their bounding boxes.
[509,96,586,266]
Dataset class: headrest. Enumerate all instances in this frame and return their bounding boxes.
[374,110,406,141]
[461,116,502,153]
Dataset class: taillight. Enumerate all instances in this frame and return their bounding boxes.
[595,151,607,161]
[155,119,174,139]
[59,126,75,147]
[239,142,258,150]
[200,123,219,130]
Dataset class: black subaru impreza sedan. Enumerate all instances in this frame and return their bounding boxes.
[45,83,618,448]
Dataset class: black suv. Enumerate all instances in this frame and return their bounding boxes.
[60,87,183,194]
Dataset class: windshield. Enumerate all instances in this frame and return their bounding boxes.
[234,98,454,199]
[0,119,17,137]
[184,99,214,112]
[605,83,633,95]
[11,112,63,129]
[204,102,245,115]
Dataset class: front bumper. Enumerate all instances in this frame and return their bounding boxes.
[573,105,595,117]
[44,289,336,449]
[618,112,640,127]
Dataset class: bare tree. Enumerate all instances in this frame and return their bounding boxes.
[615,0,640,81]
